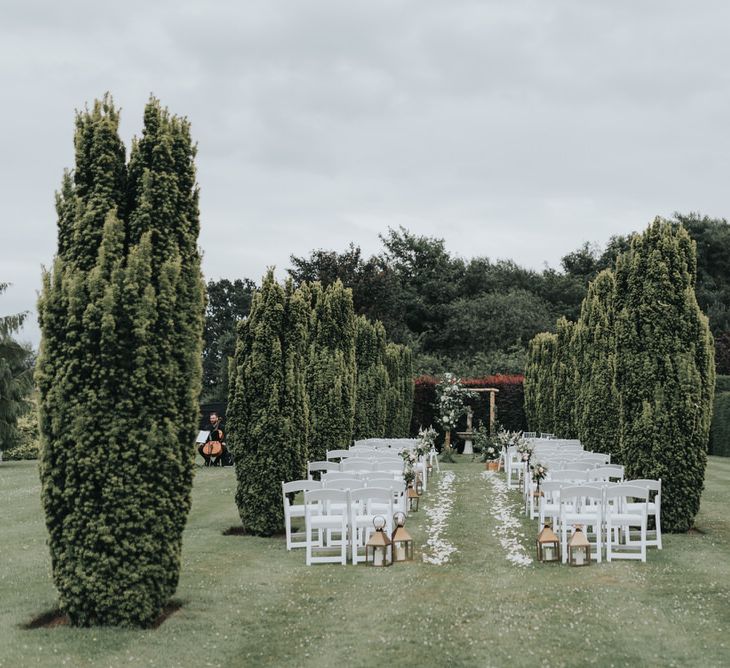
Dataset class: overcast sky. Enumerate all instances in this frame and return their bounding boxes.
[3,0,730,347]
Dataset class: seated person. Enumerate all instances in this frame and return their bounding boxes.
[198,412,228,466]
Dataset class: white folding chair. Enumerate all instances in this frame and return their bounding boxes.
[341,458,372,473]
[559,486,603,563]
[539,481,563,530]
[550,470,590,485]
[282,479,321,550]
[349,488,395,564]
[589,465,625,483]
[625,479,662,549]
[326,449,352,461]
[304,489,349,565]
[604,485,648,562]
[308,461,340,479]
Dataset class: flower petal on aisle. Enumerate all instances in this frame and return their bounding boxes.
[422,470,457,565]
[482,470,533,567]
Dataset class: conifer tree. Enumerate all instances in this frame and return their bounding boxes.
[36,96,204,626]
[524,332,558,433]
[614,218,715,532]
[227,272,309,535]
[574,270,620,458]
[306,280,356,459]
[353,316,388,439]
[552,317,578,437]
[385,343,414,437]
[0,284,32,453]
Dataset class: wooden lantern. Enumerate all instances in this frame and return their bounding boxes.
[536,523,560,563]
[568,525,591,567]
[391,512,414,562]
[365,516,392,567]
[407,486,420,512]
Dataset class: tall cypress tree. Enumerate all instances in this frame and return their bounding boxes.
[552,317,578,438]
[524,332,558,433]
[575,269,620,458]
[306,280,356,459]
[385,343,414,437]
[36,96,204,626]
[353,316,388,439]
[614,218,715,532]
[227,272,309,535]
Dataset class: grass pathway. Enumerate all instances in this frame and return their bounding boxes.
[1,458,730,667]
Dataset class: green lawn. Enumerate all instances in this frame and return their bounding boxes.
[1,457,729,667]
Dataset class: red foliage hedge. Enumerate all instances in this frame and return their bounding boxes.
[410,374,526,438]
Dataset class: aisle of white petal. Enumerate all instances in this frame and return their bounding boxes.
[481,470,533,567]
[421,470,457,565]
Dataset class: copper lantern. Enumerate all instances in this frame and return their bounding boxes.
[568,525,591,567]
[391,511,414,562]
[365,516,392,567]
[536,523,560,563]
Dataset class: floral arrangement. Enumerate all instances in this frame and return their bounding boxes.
[530,462,548,490]
[434,373,475,432]
[474,424,500,462]
[418,425,438,449]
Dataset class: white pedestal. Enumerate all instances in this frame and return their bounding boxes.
[462,438,473,455]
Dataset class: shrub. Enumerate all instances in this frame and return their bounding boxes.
[227,274,309,535]
[36,96,204,626]
[709,392,730,457]
[614,218,715,532]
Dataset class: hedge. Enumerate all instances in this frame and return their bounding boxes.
[716,375,730,394]
[709,392,730,457]
[410,374,526,441]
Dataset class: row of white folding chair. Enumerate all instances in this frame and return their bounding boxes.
[538,477,630,527]
[283,478,405,551]
[320,476,407,515]
[539,481,660,561]
[560,484,651,562]
[303,488,396,565]
[524,464,623,519]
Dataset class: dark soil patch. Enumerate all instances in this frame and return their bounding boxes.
[222,526,287,537]
[688,526,706,535]
[150,600,184,629]
[23,600,184,630]
[22,609,68,629]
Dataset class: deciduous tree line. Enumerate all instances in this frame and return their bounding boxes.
[524,219,715,532]
[226,274,413,537]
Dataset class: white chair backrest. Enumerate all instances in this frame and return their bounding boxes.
[605,484,649,509]
[308,460,339,475]
[326,449,352,461]
[282,479,321,496]
[304,488,349,512]
[550,470,590,483]
[322,477,361,490]
[341,458,373,472]
[626,478,661,494]
[590,465,624,482]
[322,471,357,481]
[559,485,603,510]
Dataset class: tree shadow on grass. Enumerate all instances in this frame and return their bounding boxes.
[21,599,185,630]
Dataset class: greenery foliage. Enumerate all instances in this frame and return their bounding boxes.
[352,316,388,439]
[523,333,558,433]
[574,270,620,459]
[0,283,32,452]
[709,392,730,457]
[412,375,526,438]
[614,218,715,532]
[305,280,357,460]
[227,272,310,536]
[36,96,204,626]
[551,317,577,438]
[202,278,255,402]
[384,343,414,437]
